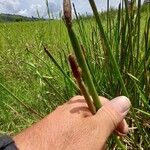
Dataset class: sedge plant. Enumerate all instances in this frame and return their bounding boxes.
[63,0,128,149]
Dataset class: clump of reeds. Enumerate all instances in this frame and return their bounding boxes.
[63,0,129,149]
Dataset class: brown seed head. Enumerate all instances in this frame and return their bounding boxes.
[68,54,82,80]
[63,0,72,28]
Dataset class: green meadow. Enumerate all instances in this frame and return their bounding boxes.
[0,1,150,149]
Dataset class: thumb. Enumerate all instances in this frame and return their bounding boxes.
[94,96,131,137]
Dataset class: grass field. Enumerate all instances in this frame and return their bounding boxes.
[0,1,150,149]
[0,18,95,132]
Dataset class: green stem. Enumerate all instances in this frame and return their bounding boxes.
[69,54,96,114]
[114,136,127,150]
[67,28,102,110]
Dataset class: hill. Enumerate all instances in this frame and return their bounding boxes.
[0,13,45,23]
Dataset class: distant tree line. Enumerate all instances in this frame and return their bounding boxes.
[0,13,45,23]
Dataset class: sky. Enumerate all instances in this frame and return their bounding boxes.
[0,0,145,18]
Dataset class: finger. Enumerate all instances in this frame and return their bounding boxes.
[99,97,129,136]
[98,96,110,105]
[94,96,131,137]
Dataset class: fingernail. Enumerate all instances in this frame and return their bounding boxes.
[111,96,131,115]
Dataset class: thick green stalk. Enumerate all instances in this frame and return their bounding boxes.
[67,28,102,110]
[78,79,96,114]
[69,55,96,114]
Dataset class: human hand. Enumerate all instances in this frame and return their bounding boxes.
[14,96,131,150]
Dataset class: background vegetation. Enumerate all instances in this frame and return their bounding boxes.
[0,0,149,149]
[0,13,45,23]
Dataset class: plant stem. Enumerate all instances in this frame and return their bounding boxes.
[67,28,102,110]
[69,54,96,114]
[63,0,102,110]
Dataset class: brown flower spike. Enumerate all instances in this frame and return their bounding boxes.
[63,0,72,28]
[68,54,96,114]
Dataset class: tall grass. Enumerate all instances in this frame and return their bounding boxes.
[63,0,150,148]
[0,0,149,149]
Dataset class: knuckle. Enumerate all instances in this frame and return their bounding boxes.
[70,95,84,101]
[55,104,66,111]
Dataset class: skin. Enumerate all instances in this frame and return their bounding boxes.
[14,96,131,150]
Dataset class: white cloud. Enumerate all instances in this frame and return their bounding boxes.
[17,9,28,16]
[48,2,61,13]
[0,0,146,17]
[15,4,45,17]
[0,0,20,13]
[29,4,44,17]
[18,2,61,18]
